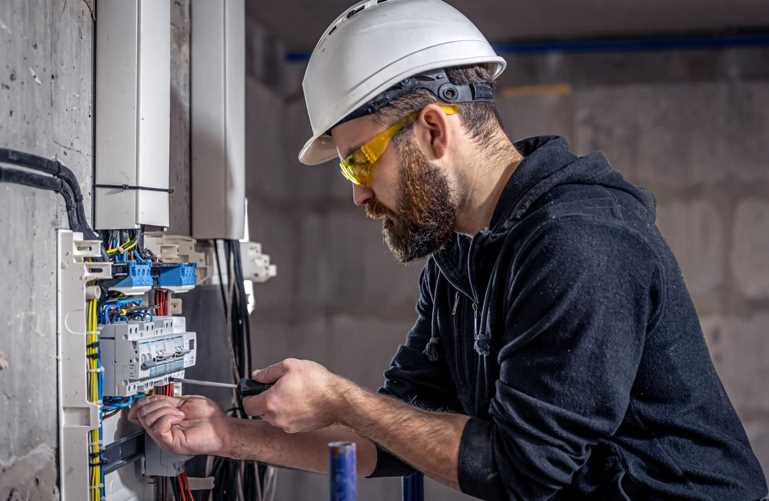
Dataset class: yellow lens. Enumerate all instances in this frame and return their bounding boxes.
[339,158,369,186]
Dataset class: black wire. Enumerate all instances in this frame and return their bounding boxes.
[0,165,82,235]
[169,477,180,501]
[209,240,261,501]
[0,148,98,239]
[232,243,253,373]
[214,242,229,321]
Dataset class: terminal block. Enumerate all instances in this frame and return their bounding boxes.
[156,262,197,293]
[100,316,196,397]
[107,261,153,296]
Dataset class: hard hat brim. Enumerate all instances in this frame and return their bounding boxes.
[298,133,338,166]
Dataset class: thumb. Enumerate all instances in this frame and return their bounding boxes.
[252,360,289,383]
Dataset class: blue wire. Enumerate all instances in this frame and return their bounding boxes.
[133,249,146,263]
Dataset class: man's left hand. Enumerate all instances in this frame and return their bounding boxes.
[243,358,346,433]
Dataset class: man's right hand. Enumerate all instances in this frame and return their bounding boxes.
[128,395,231,456]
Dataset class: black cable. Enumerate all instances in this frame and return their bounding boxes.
[232,241,253,375]
[214,242,230,322]
[0,165,81,235]
[0,148,98,239]
[209,239,262,501]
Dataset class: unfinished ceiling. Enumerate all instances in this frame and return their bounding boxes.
[248,0,769,52]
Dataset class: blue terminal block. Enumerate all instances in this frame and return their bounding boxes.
[108,261,153,295]
[156,263,197,293]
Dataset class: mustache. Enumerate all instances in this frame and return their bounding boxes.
[363,199,397,220]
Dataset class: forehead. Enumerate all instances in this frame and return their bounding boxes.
[329,115,384,158]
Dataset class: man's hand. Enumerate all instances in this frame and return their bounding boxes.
[244,358,344,433]
[128,395,231,456]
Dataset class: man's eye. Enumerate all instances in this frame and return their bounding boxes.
[350,150,369,165]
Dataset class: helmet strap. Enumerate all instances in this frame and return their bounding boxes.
[336,68,495,127]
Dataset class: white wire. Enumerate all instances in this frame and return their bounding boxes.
[254,463,264,501]
[263,466,278,501]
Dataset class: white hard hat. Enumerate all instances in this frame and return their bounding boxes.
[298,0,507,166]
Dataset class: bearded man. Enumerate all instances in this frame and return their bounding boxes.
[130,1,768,499]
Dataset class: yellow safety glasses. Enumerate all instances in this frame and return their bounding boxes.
[339,104,458,187]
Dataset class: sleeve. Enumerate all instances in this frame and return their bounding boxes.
[368,261,463,478]
[457,217,663,500]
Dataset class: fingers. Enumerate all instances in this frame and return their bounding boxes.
[140,405,186,430]
[252,358,294,383]
[242,390,274,419]
[128,395,182,426]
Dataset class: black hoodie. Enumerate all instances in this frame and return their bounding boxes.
[370,136,767,500]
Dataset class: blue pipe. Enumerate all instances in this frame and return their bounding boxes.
[493,32,769,55]
[329,442,356,501]
[402,473,425,501]
[286,31,769,62]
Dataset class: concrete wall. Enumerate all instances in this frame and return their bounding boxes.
[245,45,769,500]
[0,1,191,498]
[0,1,94,499]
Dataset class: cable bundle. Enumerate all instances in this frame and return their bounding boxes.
[0,148,98,239]
[208,239,277,501]
[86,298,105,501]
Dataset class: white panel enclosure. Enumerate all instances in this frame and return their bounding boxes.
[191,0,246,240]
[95,0,171,229]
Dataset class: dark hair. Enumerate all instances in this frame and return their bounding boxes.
[373,64,505,151]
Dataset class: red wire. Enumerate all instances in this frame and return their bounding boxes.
[154,290,170,316]
[182,472,194,501]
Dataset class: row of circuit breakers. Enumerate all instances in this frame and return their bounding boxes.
[101,316,196,397]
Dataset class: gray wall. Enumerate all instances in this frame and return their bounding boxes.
[0,1,192,498]
[245,44,769,500]
[0,1,94,499]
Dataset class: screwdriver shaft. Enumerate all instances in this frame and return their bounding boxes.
[170,377,237,389]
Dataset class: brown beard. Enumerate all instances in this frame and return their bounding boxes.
[364,135,456,263]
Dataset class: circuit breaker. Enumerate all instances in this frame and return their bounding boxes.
[100,318,197,397]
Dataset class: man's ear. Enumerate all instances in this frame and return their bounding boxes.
[415,103,452,161]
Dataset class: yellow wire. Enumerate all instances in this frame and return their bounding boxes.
[86,299,101,501]
[106,239,136,255]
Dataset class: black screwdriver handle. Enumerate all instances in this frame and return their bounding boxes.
[238,378,273,397]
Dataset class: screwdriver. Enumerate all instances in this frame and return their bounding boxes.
[169,377,272,397]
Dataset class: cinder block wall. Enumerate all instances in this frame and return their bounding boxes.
[246,45,769,500]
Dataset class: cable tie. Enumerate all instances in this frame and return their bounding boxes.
[94,183,174,194]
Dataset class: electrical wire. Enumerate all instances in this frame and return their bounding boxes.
[0,165,83,237]
[209,239,275,501]
[0,148,98,239]
[86,298,105,501]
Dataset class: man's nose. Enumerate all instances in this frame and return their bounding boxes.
[352,183,374,207]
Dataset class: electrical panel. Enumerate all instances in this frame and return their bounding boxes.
[56,230,276,501]
[56,231,202,501]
